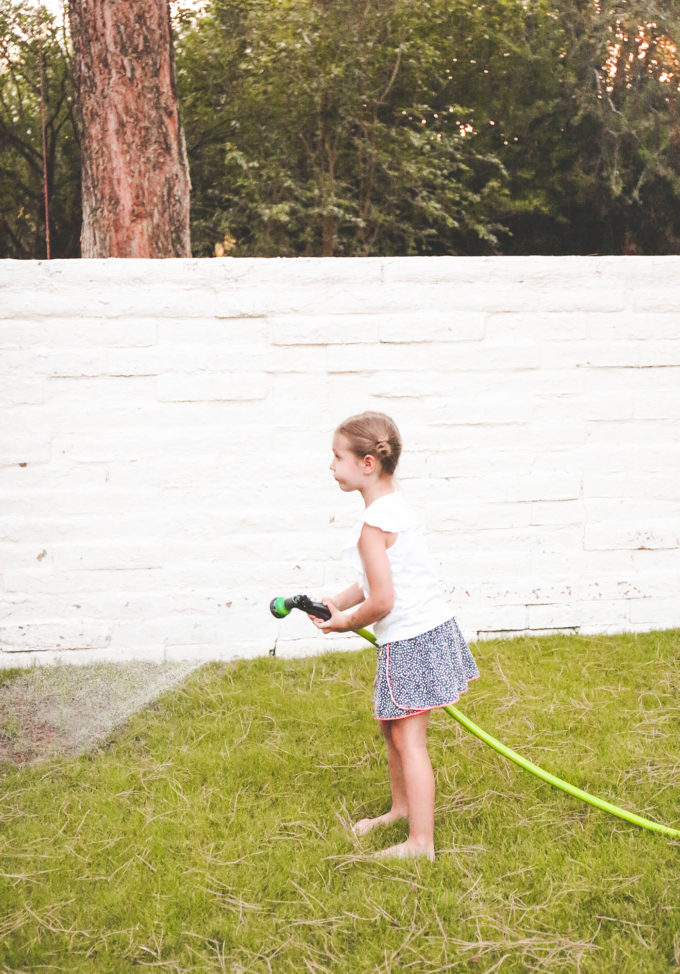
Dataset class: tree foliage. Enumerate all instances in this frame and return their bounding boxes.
[177,0,507,257]
[1,0,679,258]
[490,0,680,254]
[177,0,680,256]
[0,0,80,258]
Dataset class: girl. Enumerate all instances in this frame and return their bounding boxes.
[312,411,480,861]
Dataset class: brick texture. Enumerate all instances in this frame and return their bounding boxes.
[1,256,679,665]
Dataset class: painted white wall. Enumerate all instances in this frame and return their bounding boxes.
[1,256,679,666]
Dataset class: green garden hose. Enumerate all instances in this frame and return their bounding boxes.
[357,624,680,838]
[270,594,679,838]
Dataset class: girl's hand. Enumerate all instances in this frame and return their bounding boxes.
[310,599,351,634]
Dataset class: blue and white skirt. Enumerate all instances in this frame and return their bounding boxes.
[373,617,480,721]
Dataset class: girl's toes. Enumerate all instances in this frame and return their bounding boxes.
[353,811,406,836]
[374,841,435,861]
[353,816,379,835]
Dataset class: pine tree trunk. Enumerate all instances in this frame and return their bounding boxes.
[68,0,191,257]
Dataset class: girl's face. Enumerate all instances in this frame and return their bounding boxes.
[330,433,367,492]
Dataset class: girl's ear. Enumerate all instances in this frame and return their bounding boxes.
[362,453,377,473]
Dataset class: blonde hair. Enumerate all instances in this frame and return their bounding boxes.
[336,411,402,476]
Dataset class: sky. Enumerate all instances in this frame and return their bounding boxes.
[39,1,207,21]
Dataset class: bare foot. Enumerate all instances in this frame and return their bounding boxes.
[353,809,407,836]
[374,840,435,861]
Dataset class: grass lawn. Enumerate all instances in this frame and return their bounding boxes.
[1,629,679,973]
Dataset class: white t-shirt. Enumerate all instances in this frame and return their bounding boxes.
[341,492,452,645]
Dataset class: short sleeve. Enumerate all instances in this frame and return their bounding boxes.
[362,493,419,533]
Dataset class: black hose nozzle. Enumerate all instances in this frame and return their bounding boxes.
[270,594,331,621]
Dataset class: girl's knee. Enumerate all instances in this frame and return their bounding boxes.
[390,722,414,753]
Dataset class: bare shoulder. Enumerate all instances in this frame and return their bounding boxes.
[359,523,397,551]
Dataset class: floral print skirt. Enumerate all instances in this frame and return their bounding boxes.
[373,617,480,721]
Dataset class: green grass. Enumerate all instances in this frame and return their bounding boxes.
[1,629,679,973]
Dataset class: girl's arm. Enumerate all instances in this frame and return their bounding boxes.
[330,582,365,612]
[313,524,394,633]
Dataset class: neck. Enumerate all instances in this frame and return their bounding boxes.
[360,478,395,507]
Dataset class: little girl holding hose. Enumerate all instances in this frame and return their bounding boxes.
[312,410,480,860]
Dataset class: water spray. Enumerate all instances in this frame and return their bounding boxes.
[270,594,679,839]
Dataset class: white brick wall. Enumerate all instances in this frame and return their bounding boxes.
[1,256,679,665]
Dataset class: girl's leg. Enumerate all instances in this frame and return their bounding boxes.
[376,710,435,860]
[354,719,408,835]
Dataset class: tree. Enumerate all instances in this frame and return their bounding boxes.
[470,0,680,254]
[2,0,679,259]
[68,0,191,257]
[0,0,80,258]
[562,0,680,254]
[176,0,507,257]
